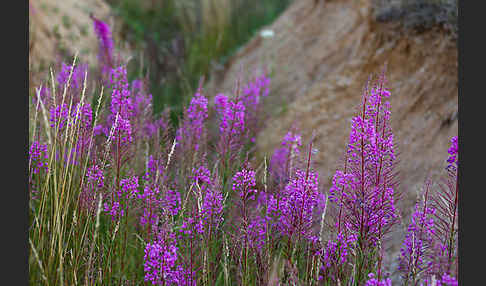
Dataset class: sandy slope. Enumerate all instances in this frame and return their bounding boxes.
[29,0,115,86]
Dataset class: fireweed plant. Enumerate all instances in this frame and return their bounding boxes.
[397,136,458,286]
[28,19,459,286]
[321,71,400,285]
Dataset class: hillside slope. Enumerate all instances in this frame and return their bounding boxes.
[206,0,457,271]
[29,0,120,87]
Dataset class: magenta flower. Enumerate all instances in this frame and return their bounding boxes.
[118,176,140,199]
[184,165,223,236]
[270,131,302,184]
[271,169,322,242]
[49,103,69,130]
[103,176,139,221]
[215,93,246,163]
[232,168,257,201]
[320,231,357,277]
[163,189,182,217]
[91,16,113,77]
[57,62,87,91]
[329,74,399,254]
[215,93,245,136]
[199,188,223,234]
[87,164,105,188]
[365,273,392,286]
[103,201,123,220]
[179,216,203,238]
[56,62,70,86]
[80,164,105,214]
[28,149,47,200]
[132,88,152,118]
[192,165,212,187]
[74,102,93,130]
[138,184,162,227]
[176,89,208,153]
[446,136,458,170]
[144,238,178,285]
[144,228,194,285]
[29,141,49,175]
[398,180,436,283]
[143,155,159,181]
[241,72,270,106]
[429,136,459,279]
[49,101,92,133]
[232,166,271,255]
[94,66,135,146]
[129,78,167,142]
[246,215,268,251]
[109,66,134,119]
[438,273,458,286]
[113,116,133,145]
[144,117,168,140]
[421,273,458,286]
[240,72,271,135]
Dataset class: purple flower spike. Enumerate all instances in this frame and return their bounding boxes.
[187,165,223,235]
[320,231,357,274]
[29,141,49,174]
[329,72,399,252]
[144,239,178,285]
[438,273,458,286]
[57,62,88,91]
[215,93,247,162]
[365,273,392,286]
[144,229,193,285]
[398,182,436,282]
[270,131,302,183]
[446,136,458,170]
[273,169,321,242]
[80,164,105,214]
[110,66,134,119]
[232,168,257,201]
[176,89,208,154]
[103,176,139,221]
[91,16,114,77]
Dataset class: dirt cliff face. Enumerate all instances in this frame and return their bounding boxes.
[206,0,457,270]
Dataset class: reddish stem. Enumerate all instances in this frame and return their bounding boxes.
[447,174,458,272]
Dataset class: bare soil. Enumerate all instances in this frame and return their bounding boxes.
[29,0,118,88]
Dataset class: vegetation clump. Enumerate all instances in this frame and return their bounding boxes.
[28,18,458,285]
